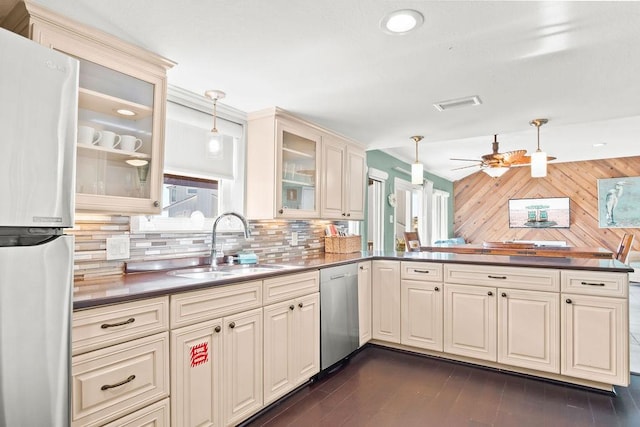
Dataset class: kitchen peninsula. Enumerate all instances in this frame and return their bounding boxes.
[421,241,614,259]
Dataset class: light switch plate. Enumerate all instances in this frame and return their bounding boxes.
[106,235,130,260]
[291,231,298,246]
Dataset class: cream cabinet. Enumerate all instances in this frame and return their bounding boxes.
[371,260,401,343]
[358,261,372,346]
[444,283,497,361]
[71,297,170,427]
[2,1,175,214]
[561,271,629,387]
[497,288,559,373]
[321,136,366,220]
[263,292,320,405]
[247,107,365,220]
[400,262,443,351]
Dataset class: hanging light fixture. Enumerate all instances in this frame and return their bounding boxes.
[483,166,509,178]
[204,90,226,156]
[410,135,424,185]
[530,118,549,178]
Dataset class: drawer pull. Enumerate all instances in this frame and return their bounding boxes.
[101,318,135,329]
[413,269,430,274]
[580,281,606,287]
[488,275,507,280]
[229,322,236,329]
[214,325,221,333]
[101,375,135,391]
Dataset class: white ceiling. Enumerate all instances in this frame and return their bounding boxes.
[7,0,640,181]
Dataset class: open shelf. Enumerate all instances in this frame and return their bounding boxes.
[77,143,151,161]
[282,146,313,158]
[79,87,153,120]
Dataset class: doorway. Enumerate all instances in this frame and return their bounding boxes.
[367,168,388,252]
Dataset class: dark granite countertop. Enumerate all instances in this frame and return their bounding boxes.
[73,251,633,310]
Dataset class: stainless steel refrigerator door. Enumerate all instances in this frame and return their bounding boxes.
[0,28,78,228]
[0,235,73,427]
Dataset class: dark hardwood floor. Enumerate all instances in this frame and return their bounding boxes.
[244,345,640,427]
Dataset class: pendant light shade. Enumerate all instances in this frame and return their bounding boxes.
[530,118,549,178]
[411,135,424,185]
[204,89,226,156]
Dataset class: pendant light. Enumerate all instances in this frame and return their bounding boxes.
[410,135,424,185]
[530,118,549,178]
[483,166,509,178]
[204,90,226,156]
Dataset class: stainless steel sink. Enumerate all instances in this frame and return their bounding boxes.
[167,263,297,280]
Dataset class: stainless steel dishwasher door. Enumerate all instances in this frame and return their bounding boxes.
[320,263,359,371]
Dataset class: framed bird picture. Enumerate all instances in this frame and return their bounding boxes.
[597,176,640,228]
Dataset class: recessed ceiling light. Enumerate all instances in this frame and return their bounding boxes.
[116,108,136,116]
[593,142,607,147]
[380,9,424,35]
[433,95,482,112]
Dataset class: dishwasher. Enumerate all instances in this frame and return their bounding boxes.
[320,263,359,371]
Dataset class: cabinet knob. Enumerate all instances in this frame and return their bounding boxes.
[566,299,572,304]
[347,213,351,217]
[434,286,439,292]
[153,201,159,207]
[359,266,364,270]
[229,322,236,329]
[501,292,507,298]
[298,302,304,308]
[342,213,346,216]
[279,209,284,214]
[487,291,493,296]
[289,305,295,311]
[214,325,221,333]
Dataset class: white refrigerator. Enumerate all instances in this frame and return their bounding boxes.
[0,27,78,427]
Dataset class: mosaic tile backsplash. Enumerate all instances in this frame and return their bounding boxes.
[71,214,340,282]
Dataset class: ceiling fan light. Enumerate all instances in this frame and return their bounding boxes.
[483,167,509,178]
[411,162,424,185]
[531,150,547,177]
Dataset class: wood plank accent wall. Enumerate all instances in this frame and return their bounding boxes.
[453,156,640,253]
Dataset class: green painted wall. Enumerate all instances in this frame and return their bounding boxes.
[365,150,455,252]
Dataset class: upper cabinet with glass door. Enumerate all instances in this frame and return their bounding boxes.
[1,1,175,214]
[247,108,322,219]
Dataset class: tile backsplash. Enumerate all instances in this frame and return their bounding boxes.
[71,214,340,282]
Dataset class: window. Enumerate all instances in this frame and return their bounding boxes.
[431,189,450,243]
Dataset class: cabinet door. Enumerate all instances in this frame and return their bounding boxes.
[444,284,497,361]
[294,292,320,385]
[263,301,295,406]
[345,147,366,220]
[561,294,629,386]
[276,119,321,218]
[371,261,401,343]
[498,289,559,373]
[29,19,172,214]
[223,308,263,426]
[358,261,372,346]
[401,280,443,351]
[171,320,223,427]
[321,137,346,219]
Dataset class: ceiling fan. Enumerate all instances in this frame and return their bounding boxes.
[451,134,530,177]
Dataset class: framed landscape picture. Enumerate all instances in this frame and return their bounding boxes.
[597,176,640,228]
[508,197,570,228]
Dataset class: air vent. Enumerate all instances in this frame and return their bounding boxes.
[433,95,482,112]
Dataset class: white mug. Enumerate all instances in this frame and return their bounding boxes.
[78,125,102,145]
[120,135,143,152]
[99,130,121,149]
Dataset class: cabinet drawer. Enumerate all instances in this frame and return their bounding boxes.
[72,297,169,355]
[101,398,170,427]
[561,271,628,297]
[263,271,319,305]
[72,332,169,427]
[401,262,443,282]
[444,264,560,292]
[170,280,262,329]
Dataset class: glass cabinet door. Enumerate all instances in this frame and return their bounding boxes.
[276,121,321,218]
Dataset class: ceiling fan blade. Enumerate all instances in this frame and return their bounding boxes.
[450,158,482,162]
[451,164,482,171]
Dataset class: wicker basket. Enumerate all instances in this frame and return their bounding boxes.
[325,235,361,253]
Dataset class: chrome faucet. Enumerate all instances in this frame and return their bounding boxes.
[210,212,251,266]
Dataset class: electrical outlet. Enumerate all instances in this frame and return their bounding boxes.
[106,235,130,260]
[291,231,298,246]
